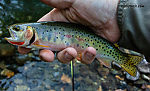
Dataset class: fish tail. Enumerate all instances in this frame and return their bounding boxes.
[121,54,143,77]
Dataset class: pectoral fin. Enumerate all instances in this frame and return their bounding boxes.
[97,58,112,68]
[34,44,50,48]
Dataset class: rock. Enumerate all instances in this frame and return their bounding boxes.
[53,72,59,77]
[115,89,127,91]
[49,90,55,91]
[111,69,119,75]
[14,85,30,91]
[0,44,15,56]
[16,54,32,65]
[137,63,150,73]
[0,61,7,69]
[1,68,14,78]
[0,31,2,36]
[141,84,150,90]
[85,76,93,85]
[14,79,23,84]
[97,67,109,77]
[141,74,150,81]
[97,85,102,91]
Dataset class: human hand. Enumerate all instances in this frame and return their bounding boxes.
[18,0,120,64]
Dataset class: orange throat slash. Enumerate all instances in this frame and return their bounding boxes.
[8,41,25,45]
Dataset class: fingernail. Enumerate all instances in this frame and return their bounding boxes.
[85,52,95,60]
[65,52,74,61]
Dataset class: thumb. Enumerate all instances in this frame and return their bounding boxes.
[40,0,75,9]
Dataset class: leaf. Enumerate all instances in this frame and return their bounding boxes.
[61,73,71,84]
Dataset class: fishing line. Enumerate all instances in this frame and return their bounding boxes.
[71,60,74,91]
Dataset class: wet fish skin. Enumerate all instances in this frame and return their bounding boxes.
[5,22,144,80]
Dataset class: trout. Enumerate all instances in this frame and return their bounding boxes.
[5,22,145,80]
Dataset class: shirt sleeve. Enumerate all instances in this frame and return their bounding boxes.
[117,0,150,56]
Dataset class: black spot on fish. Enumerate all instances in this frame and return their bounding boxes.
[54,28,56,30]
[93,43,95,45]
[99,45,101,47]
[86,44,88,46]
[96,49,98,51]
[47,30,48,32]
[77,44,79,47]
[117,55,119,58]
[50,29,52,31]
[56,37,58,39]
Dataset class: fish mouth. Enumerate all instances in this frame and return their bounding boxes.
[5,37,25,46]
[4,37,20,42]
[5,28,22,43]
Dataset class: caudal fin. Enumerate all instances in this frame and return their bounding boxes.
[121,55,143,77]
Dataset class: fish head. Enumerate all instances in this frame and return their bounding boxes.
[5,24,35,46]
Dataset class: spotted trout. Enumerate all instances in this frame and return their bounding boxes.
[5,22,145,80]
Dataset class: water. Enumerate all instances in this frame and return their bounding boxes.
[0,0,150,90]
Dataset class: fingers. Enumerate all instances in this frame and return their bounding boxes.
[80,47,96,64]
[57,47,77,64]
[38,9,69,22]
[39,49,55,62]
[18,47,31,54]
[57,47,96,64]
[40,0,74,9]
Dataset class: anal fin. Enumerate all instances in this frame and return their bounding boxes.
[97,58,113,68]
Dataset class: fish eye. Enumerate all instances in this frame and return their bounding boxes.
[13,26,20,31]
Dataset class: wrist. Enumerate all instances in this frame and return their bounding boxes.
[105,0,120,43]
